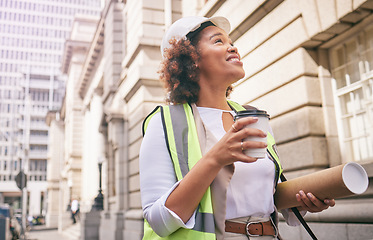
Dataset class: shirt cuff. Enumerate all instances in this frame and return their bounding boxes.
[144,181,197,237]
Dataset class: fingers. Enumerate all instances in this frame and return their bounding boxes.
[231,117,259,132]
[225,117,267,165]
[296,190,335,213]
[324,199,336,207]
[240,139,267,151]
[231,124,238,132]
[231,124,267,140]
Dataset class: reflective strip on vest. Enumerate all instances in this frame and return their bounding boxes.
[142,106,161,137]
[266,132,283,176]
[227,100,245,111]
[143,104,216,239]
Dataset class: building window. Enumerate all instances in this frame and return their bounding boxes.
[330,26,373,162]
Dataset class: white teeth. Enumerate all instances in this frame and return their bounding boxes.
[228,58,239,62]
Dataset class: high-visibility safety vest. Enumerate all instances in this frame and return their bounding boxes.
[141,101,283,240]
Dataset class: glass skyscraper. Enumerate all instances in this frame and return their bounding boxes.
[0,0,102,216]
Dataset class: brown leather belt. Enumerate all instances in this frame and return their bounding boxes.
[225,220,277,237]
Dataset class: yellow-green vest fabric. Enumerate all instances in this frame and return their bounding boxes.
[141,101,282,239]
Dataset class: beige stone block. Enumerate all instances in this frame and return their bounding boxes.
[326,137,342,167]
[113,21,123,31]
[143,0,164,10]
[277,136,328,170]
[143,9,164,24]
[129,138,142,160]
[113,7,123,18]
[231,0,299,52]
[140,46,162,63]
[347,222,373,239]
[113,43,123,53]
[124,230,143,240]
[282,166,329,180]
[113,32,123,42]
[355,0,373,9]
[249,76,322,118]
[129,191,142,208]
[297,0,323,37]
[281,222,350,240]
[215,0,267,30]
[127,31,141,52]
[127,8,142,34]
[129,122,142,144]
[143,23,165,39]
[139,65,160,80]
[124,216,143,232]
[129,174,140,192]
[336,0,353,19]
[113,63,122,76]
[322,105,339,136]
[129,158,139,176]
[125,209,143,220]
[316,0,339,30]
[270,106,325,144]
[126,85,164,116]
[172,12,182,21]
[237,17,308,80]
[319,75,335,107]
[231,48,318,103]
[128,101,163,129]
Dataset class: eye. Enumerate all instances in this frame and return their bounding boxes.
[214,38,223,44]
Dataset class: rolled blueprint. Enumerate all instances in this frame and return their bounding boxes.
[274,162,369,210]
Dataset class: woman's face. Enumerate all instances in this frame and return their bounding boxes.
[196,26,245,84]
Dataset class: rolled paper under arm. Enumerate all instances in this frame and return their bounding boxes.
[274,162,369,210]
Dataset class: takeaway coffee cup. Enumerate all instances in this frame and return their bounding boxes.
[234,109,270,158]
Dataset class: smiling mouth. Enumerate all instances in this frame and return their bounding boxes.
[228,58,240,62]
[227,54,241,62]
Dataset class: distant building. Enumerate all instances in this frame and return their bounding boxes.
[0,0,101,218]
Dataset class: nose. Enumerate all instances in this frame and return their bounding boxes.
[227,45,238,53]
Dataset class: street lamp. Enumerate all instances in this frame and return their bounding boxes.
[91,157,104,211]
[67,179,73,211]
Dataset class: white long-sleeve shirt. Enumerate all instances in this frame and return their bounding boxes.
[140,106,300,237]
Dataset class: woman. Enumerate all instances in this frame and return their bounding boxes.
[139,16,335,240]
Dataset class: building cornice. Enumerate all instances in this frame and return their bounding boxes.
[77,0,121,99]
[61,40,92,74]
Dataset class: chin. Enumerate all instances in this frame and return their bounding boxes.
[235,71,245,80]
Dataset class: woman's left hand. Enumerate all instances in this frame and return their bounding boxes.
[295,190,335,213]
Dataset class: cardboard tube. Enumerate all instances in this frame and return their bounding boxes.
[274,162,369,210]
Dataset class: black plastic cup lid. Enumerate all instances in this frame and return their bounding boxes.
[235,109,270,120]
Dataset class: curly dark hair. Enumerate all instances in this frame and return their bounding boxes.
[159,36,233,104]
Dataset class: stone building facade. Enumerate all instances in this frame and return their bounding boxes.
[48,15,100,232]
[53,0,373,239]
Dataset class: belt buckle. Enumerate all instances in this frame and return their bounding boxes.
[245,219,279,238]
[245,221,260,237]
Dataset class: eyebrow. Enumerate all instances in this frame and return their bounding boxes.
[209,32,224,40]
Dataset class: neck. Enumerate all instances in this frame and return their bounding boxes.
[196,73,237,110]
[196,88,231,110]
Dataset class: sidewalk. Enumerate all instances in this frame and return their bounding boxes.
[26,224,78,240]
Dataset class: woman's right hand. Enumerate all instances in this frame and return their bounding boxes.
[206,116,268,168]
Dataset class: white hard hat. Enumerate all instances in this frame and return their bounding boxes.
[161,16,231,57]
